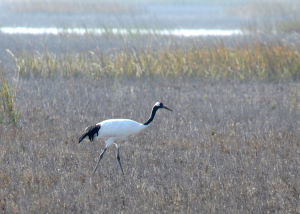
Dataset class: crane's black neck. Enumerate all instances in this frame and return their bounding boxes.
[143,106,159,126]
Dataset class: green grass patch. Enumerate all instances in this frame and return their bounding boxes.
[0,75,19,125]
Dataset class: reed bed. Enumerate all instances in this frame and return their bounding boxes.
[15,43,300,81]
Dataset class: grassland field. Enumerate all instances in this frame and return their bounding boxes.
[0,31,299,213]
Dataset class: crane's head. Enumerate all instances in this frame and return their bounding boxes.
[144,101,173,125]
[154,101,172,111]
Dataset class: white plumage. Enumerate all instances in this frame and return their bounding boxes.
[79,101,172,175]
[97,119,146,140]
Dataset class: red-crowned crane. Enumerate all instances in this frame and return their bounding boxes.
[79,102,172,175]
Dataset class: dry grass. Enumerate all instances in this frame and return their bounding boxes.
[0,77,299,213]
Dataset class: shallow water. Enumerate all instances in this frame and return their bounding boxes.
[0,26,243,37]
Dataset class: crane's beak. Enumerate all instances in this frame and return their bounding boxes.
[163,106,173,111]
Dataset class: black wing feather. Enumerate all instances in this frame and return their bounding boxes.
[78,124,101,143]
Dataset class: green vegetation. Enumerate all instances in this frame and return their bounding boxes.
[0,75,19,125]
[16,44,300,81]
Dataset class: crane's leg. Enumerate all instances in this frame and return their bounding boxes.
[93,138,116,175]
[116,144,124,176]
[93,147,107,174]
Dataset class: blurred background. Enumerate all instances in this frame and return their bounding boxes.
[0,0,300,34]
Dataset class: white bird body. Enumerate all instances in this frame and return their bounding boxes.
[79,101,172,175]
[97,119,146,140]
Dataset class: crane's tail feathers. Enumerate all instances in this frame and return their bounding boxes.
[78,133,88,143]
[78,124,101,144]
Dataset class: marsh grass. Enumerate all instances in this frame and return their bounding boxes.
[0,74,19,125]
[0,17,299,213]
[15,43,300,81]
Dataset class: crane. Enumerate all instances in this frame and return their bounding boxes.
[79,101,172,175]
